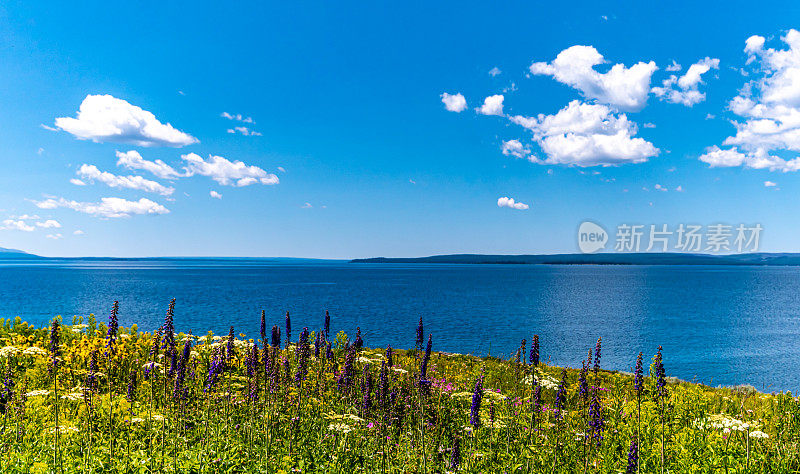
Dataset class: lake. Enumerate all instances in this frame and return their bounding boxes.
[1,259,798,392]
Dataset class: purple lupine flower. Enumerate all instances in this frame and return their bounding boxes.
[260,310,267,342]
[314,331,321,359]
[294,328,310,386]
[416,316,424,351]
[634,352,644,395]
[519,339,527,366]
[530,384,542,426]
[126,368,138,403]
[361,364,372,417]
[530,335,539,366]
[326,341,334,361]
[173,338,192,399]
[354,327,364,349]
[593,337,602,374]
[168,350,177,378]
[48,318,61,375]
[106,300,120,355]
[262,343,271,377]
[588,388,604,446]
[282,354,291,382]
[204,347,223,393]
[324,310,331,339]
[654,346,667,400]
[377,360,389,409]
[271,325,281,348]
[245,342,259,377]
[554,368,567,419]
[578,361,589,402]
[338,345,357,391]
[285,311,291,348]
[144,330,161,379]
[626,439,638,474]
[470,375,483,427]
[385,346,393,367]
[226,326,235,364]
[450,436,461,470]
[420,334,432,378]
[161,299,176,352]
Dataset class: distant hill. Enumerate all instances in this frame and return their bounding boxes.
[0,247,41,258]
[350,253,800,266]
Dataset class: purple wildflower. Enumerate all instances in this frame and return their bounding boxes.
[271,325,281,348]
[385,345,393,367]
[326,341,334,361]
[519,339,527,366]
[324,310,330,339]
[416,316,424,351]
[126,368,138,403]
[588,388,604,446]
[470,374,483,427]
[161,299,176,352]
[314,331,321,359]
[354,327,363,349]
[654,346,667,400]
[634,352,644,395]
[245,342,259,377]
[554,368,567,419]
[260,310,267,342]
[226,326,235,364]
[285,311,291,348]
[420,334,432,379]
[594,337,602,374]
[339,345,357,391]
[144,330,161,379]
[578,361,589,402]
[48,319,61,375]
[106,300,119,355]
[377,360,389,409]
[450,437,461,470]
[173,338,192,399]
[530,335,539,366]
[294,328,310,387]
[626,439,638,474]
[204,348,223,393]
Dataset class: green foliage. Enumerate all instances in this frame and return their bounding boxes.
[0,316,796,473]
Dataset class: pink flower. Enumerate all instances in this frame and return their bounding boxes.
[367,422,374,429]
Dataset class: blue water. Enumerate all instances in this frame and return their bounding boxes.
[1,259,798,393]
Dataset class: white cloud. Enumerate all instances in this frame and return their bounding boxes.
[643,122,656,128]
[652,57,719,106]
[501,139,532,159]
[70,178,86,186]
[37,147,44,155]
[36,219,61,228]
[301,202,313,209]
[765,180,778,187]
[181,153,279,187]
[489,67,502,77]
[13,214,40,220]
[116,150,182,180]
[509,100,659,166]
[700,31,800,172]
[675,185,684,192]
[440,92,467,113]
[227,126,262,136]
[277,166,286,173]
[221,112,254,124]
[1,219,35,232]
[497,196,529,210]
[46,233,63,240]
[76,164,174,196]
[35,197,169,218]
[477,95,504,116]
[529,45,657,111]
[654,184,668,192]
[73,230,85,235]
[665,61,682,72]
[54,95,197,147]
[210,190,222,199]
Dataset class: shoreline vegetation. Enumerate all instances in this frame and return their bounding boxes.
[0,304,798,472]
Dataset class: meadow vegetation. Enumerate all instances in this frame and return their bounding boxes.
[0,300,798,473]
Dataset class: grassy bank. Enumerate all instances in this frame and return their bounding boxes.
[0,303,798,473]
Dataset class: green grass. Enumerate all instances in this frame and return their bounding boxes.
[0,311,798,473]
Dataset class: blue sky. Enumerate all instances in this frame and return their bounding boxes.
[1,1,800,258]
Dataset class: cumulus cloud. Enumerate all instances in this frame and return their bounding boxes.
[1,219,35,231]
[76,164,174,196]
[73,230,85,235]
[509,100,659,166]
[765,180,777,187]
[699,31,800,172]
[35,196,169,218]
[652,57,719,106]
[36,219,61,228]
[497,196,529,210]
[46,233,63,240]
[665,61,682,72]
[529,45,657,111]
[115,150,182,180]
[181,153,279,187]
[489,67,502,77]
[210,190,222,199]
[54,95,197,147]
[477,95,504,116]
[441,92,467,112]
[501,139,532,159]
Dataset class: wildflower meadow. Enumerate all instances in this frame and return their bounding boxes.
[0,300,798,473]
